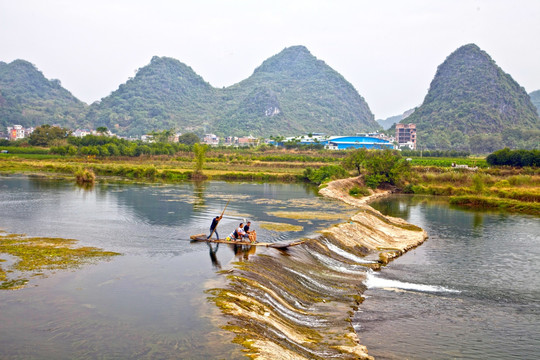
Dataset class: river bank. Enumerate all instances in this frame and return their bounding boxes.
[208,176,427,359]
[320,176,428,264]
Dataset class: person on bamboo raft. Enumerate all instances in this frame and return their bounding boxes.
[225,223,247,242]
[243,221,257,242]
[206,215,222,240]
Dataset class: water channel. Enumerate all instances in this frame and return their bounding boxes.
[361,195,540,359]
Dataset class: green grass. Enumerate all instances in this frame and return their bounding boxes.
[449,195,540,215]
[0,233,120,290]
[409,157,488,168]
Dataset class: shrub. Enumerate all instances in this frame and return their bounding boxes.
[365,174,385,189]
[472,174,485,193]
[303,165,349,185]
[487,148,540,167]
[349,185,371,197]
[75,168,96,184]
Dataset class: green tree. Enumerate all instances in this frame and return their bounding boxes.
[302,165,348,185]
[28,124,71,146]
[149,129,175,143]
[96,126,109,135]
[363,150,410,188]
[193,143,208,174]
[342,148,368,175]
[178,132,200,145]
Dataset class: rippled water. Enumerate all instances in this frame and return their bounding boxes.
[4,177,538,359]
[0,175,356,359]
[358,195,540,359]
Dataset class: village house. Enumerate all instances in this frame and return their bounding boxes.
[223,136,238,146]
[73,129,92,138]
[6,125,26,140]
[203,134,219,146]
[237,135,259,147]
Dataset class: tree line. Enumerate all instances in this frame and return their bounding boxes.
[486,148,540,167]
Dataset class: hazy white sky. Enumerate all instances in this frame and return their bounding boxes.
[1,0,539,119]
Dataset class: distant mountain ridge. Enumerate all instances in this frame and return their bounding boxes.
[88,46,378,136]
[1,47,378,137]
[213,46,377,136]
[402,44,540,152]
[0,60,88,130]
[3,45,539,149]
[86,56,218,136]
[377,108,415,130]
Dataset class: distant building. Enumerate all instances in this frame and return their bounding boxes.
[223,136,238,146]
[7,125,25,141]
[237,135,259,147]
[203,134,219,146]
[172,132,182,143]
[396,123,416,149]
[141,134,154,143]
[323,135,394,150]
[73,129,92,138]
[270,134,394,150]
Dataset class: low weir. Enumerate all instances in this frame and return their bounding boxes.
[206,177,428,359]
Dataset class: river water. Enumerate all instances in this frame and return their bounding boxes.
[0,175,356,359]
[360,195,540,359]
[1,177,539,359]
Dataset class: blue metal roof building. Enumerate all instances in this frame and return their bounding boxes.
[321,136,394,150]
[269,135,395,149]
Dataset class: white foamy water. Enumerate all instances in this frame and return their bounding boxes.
[311,251,367,275]
[365,270,460,293]
[324,240,376,264]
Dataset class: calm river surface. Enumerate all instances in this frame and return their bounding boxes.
[360,195,540,359]
[2,176,539,359]
[0,175,355,359]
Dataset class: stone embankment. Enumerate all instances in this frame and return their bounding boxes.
[209,176,428,360]
[319,176,428,264]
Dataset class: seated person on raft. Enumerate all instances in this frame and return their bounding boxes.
[225,223,246,242]
[243,221,256,242]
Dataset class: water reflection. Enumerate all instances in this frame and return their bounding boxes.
[206,242,221,270]
[193,180,206,210]
[232,243,257,261]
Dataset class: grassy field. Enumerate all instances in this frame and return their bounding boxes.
[407,166,540,215]
[1,149,538,215]
[0,149,333,182]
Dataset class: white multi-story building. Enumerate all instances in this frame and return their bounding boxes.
[7,125,25,140]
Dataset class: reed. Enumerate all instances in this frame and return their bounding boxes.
[74,167,96,184]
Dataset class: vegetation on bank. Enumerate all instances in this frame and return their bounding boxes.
[0,232,120,290]
[486,148,540,167]
[1,142,538,215]
[405,168,540,215]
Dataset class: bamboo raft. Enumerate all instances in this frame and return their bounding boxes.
[190,234,305,249]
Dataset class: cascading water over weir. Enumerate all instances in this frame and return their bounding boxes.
[206,177,428,359]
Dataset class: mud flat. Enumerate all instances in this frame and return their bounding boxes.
[207,177,427,360]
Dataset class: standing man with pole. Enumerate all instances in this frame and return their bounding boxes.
[206,200,229,240]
